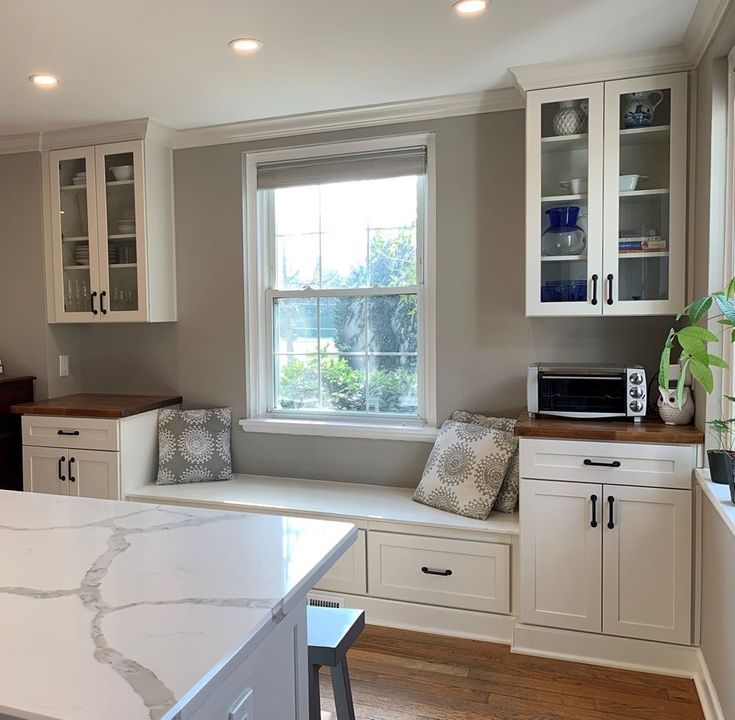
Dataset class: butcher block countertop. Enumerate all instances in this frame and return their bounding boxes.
[11,393,181,419]
[515,412,704,445]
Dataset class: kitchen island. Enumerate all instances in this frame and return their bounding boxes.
[0,490,356,720]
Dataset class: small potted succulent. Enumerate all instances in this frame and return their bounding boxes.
[659,278,735,496]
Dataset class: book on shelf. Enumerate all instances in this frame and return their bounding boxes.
[618,236,667,252]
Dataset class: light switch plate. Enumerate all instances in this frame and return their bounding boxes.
[59,355,69,378]
[229,688,253,720]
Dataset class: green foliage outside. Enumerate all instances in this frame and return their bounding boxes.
[278,224,419,414]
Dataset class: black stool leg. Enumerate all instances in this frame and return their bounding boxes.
[331,656,356,720]
[308,663,321,720]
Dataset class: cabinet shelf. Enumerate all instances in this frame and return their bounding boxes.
[542,194,587,203]
[108,233,136,240]
[109,263,137,269]
[618,252,669,259]
[60,184,86,191]
[619,188,669,203]
[619,125,670,146]
[106,180,135,187]
[63,265,90,270]
[541,254,587,262]
[541,134,588,153]
[62,236,89,243]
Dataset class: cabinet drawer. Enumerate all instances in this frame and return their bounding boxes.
[315,529,366,595]
[22,415,120,452]
[520,438,694,489]
[367,531,510,613]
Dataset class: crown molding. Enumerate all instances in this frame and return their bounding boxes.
[39,118,153,151]
[511,46,693,93]
[683,0,733,66]
[0,132,41,155]
[169,88,524,149]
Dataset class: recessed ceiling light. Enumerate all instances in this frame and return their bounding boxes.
[29,72,60,88]
[453,0,488,15]
[228,37,263,55]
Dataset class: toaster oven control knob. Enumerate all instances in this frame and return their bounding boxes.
[629,400,644,413]
[630,387,644,399]
[629,372,644,385]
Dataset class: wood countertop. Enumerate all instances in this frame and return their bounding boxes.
[0,376,35,384]
[11,393,182,419]
[515,412,704,445]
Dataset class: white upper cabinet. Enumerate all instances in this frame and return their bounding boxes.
[48,138,176,323]
[526,73,687,317]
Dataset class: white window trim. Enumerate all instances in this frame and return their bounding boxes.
[723,47,735,404]
[241,133,437,442]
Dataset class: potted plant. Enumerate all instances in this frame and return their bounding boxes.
[659,278,735,493]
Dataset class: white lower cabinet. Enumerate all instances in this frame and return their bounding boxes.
[520,473,692,645]
[315,528,367,595]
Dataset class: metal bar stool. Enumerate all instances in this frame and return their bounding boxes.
[307,606,365,720]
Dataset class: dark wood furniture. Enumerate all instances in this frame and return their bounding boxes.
[307,606,365,720]
[0,376,35,491]
[11,393,182,419]
[515,411,704,445]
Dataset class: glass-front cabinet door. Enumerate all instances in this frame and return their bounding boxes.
[95,141,147,322]
[602,74,687,315]
[526,83,604,316]
[50,147,101,321]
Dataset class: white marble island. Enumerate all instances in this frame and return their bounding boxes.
[0,490,356,720]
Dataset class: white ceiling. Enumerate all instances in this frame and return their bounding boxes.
[1,0,699,135]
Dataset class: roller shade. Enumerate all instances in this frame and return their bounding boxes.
[257,146,427,190]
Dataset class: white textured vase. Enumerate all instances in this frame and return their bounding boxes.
[657,386,695,426]
[552,101,586,136]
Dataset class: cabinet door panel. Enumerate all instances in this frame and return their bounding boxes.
[602,73,687,315]
[22,446,67,495]
[520,479,602,631]
[603,485,691,644]
[68,449,120,500]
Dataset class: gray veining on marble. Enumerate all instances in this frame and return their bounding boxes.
[0,491,355,720]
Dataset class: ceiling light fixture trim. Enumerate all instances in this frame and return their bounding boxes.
[452,0,489,16]
[29,72,60,88]
[228,37,263,54]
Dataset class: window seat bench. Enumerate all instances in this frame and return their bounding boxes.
[128,475,519,643]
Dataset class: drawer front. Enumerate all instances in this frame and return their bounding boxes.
[22,415,120,452]
[315,529,366,595]
[367,531,510,613]
[519,438,694,489]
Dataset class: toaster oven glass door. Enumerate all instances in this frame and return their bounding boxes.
[538,374,627,414]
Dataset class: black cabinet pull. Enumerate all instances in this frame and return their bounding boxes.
[58,456,66,481]
[584,459,621,468]
[90,291,98,315]
[607,496,615,529]
[591,274,598,305]
[606,274,614,305]
[69,457,76,483]
[57,430,80,436]
[421,566,453,577]
[100,290,108,315]
[590,494,598,528]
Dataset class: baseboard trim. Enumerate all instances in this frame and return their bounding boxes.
[511,623,699,678]
[694,649,726,720]
[336,593,516,644]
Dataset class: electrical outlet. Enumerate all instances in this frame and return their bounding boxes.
[59,355,69,378]
[229,688,253,720]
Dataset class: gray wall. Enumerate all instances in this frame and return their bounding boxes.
[79,111,674,486]
[700,497,735,720]
[0,152,81,400]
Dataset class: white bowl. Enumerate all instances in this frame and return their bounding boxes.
[560,178,588,194]
[619,174,649,192]
[111,165,134,181]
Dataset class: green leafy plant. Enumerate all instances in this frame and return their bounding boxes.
[659,278,735,444]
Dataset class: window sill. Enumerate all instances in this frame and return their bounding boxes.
[239,417,440,442]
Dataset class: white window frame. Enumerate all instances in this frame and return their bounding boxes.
[723,47,735,403]
[240,133,437,442]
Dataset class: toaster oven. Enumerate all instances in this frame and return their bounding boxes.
[527,363,647,421]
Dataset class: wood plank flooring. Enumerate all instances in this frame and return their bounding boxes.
[318,625,704,720]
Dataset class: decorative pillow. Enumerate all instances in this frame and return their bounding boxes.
[156,408,233,485]
[451,411,519,514]
[413,420,516,520]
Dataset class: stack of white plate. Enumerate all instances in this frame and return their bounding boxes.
[73,246,90,266]
[108,247,120,264]
[72,172,87,186]
[117,220,135,235]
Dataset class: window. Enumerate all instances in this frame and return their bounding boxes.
[243,135,436,441]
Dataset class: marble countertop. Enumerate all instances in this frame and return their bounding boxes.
[0,490,356,720]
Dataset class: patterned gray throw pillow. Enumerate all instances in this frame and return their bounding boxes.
[156,408,233,485]
[451,411,519,513]
[413,420,516,520]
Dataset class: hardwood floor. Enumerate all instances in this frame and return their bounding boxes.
[318,625,704,720]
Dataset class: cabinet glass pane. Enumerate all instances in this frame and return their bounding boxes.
[103,151,139,312]
[58,156,92,313]
[616,88,671,302]
[539,97,590,304]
